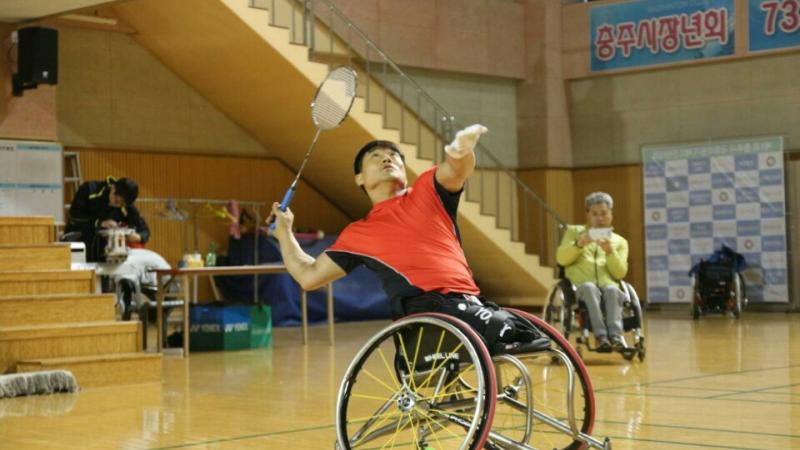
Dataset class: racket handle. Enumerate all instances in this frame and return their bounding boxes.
[269,187,296,233]
[279,187,296,211]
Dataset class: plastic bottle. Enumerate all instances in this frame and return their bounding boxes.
[205,242,217,267]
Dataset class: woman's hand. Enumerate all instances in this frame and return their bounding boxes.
[575,232,592,248]
[597,239,613,254]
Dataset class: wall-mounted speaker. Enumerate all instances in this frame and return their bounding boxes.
[12,27,58,97]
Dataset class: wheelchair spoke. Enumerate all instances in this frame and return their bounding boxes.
[410,327,425,389]
[360,368,403,396]
[409,411,421,448]
[349,411,406,448]
[396,333,416,391]
[418,410,447,449]
[418,408,467,440]
[412,329,448,392]
[377,347,401,391]
[419,387,477,403]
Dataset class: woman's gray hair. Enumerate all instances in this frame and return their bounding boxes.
[585,192,613,210]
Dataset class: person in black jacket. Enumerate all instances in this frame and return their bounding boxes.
[65,176,150,262]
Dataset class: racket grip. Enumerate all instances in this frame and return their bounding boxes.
[279,187,295,211]
[269,187,296,233]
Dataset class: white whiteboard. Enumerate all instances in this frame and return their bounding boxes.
[0,140,63,222]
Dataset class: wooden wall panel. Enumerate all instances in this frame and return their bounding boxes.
[516,168,574,267]
[72,148,352,271]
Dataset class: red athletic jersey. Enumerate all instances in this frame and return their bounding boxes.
[327,167,480,301]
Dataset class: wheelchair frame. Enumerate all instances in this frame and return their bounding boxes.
[544,279,645,362]
[335,311,611,450]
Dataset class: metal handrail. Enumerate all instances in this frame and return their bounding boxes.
[248,0,567,266]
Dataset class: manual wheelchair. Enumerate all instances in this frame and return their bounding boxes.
[543,270,645,362]
[690,260,746,319]
[335,309,611,450]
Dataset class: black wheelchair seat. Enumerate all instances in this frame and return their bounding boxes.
[502,336,552,355]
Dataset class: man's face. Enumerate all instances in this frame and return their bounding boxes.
[108,185,126,208]
[355,147,407,190]
[586,202,613,228]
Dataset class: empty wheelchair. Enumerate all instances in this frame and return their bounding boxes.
[543,271,645,362]
[335,310,611,450]
[690,260,746,319]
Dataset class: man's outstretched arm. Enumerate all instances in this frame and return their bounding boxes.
[270,203,347,291]
[436,124,487,192]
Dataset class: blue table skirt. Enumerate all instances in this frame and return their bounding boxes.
[215,234,390,326]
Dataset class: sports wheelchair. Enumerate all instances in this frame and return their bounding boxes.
[690,260,746,319]
[543,271,645,362]
[335,310,611,450]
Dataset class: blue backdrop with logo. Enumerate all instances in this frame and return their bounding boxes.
[642,137,788,304]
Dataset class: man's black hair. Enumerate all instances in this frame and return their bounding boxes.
[353,140,405,175]
[114,178,139,205]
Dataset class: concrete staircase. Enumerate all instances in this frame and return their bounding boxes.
[0,216,161,388]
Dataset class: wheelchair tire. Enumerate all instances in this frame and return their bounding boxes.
[544,280,576,338]
[637,337,646,362]
[335,314,496,450]
[507,309,596,450]
[732,273,743,319]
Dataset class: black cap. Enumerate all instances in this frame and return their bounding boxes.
[114,178,139,205]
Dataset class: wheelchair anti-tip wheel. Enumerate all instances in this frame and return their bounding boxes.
[336,313,496,450]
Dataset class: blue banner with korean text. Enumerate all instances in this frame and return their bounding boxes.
[642,137,788,304]
[749,0,800,52]
[590,0,735,72]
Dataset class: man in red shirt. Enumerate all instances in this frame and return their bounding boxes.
[270,125,540,352]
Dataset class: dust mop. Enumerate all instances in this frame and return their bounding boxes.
[0,370,79,398]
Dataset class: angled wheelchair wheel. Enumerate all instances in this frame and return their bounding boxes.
[731,273,743,319]
[336,313,496,450]
[544,280,576,339]
[691,275,701,320]
[503,309,596,450]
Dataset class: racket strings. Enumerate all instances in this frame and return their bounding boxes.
[312,68,357,130]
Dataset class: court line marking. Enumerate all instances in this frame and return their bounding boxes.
[148,426,794,450]
[145,410,800,450]
[589,432,787,450]
[149,424,332,450]
[596,389,800,406]
[639,385,800,397]
[593,363,800,393]
[148,366,800,449]
[596,419,800,440]
[706,382,800,399]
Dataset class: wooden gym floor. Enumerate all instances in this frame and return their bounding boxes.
[0,312,798,449]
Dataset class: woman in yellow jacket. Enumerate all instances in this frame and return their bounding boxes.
[556,192,629,352]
